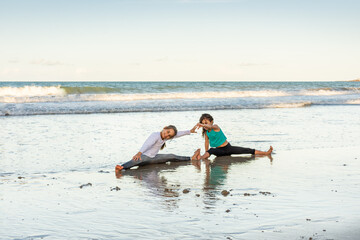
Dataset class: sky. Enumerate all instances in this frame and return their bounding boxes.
[0,0,359,81]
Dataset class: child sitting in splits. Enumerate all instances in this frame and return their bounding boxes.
[115,125,200,172]
[195,113,273,159]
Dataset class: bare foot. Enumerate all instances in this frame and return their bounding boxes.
[267,146,273,155]
[191,148,201,160]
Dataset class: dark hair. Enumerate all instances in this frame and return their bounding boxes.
[161,125,178,150]
[199,113,213,137]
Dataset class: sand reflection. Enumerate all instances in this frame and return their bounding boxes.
[119,162,192,209]
[116,155,272,211]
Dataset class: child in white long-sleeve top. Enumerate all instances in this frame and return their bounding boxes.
[115,125,200,172]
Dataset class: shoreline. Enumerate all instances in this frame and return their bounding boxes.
[1,103,360,118]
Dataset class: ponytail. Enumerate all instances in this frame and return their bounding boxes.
[199,113,213,138]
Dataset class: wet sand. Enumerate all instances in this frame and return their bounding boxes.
[1,106,360,239]
[1,146,360,240]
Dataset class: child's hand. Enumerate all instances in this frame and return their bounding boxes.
[190,124,198,133]
[196,123,204,129]
[132,152,142,161]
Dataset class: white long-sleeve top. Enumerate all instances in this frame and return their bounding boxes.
[139,130,191,158]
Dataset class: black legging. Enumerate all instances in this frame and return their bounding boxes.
[121,154,190,170]
[207,143,255,157]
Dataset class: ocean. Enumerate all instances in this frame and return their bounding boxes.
[1,81,359,116]
[1,81,360,239]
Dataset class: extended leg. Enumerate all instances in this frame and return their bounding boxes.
[228,143,273,156]
[120,154,154,170]
[148,153,191,163]
[119,153,191,170]
[254,146,273,155]
[226,143,256,155]
[199,147,228,159]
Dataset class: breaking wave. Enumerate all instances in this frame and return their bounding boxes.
[1,83,359,116]
[302,87,360,96]
[0,86,290,103]
[268,102,312,108]
[346,99,360,104]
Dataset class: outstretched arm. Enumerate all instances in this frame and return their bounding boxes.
[174,124,199,139]
[197,123,220,131]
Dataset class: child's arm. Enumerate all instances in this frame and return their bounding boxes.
[173,130,190,138]
[174,124,198,139]
[132,152,142,161]
[205,134,209,151]
[197,123,220,131]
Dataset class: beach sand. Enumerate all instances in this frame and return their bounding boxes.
[1,147,360,239]
[1,106,360,239]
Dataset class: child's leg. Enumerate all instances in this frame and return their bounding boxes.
[199,147,227,159]
[192,149,201,160]
[151,154,191,163]
[254,146,273,155]
[120,154,153,169]
[120,153,192,170]
[228,143,273,155]
[226,144,255,155]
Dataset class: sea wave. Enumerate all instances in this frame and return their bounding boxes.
[61,86,123,94]
[268,102,312,108]
[0,86,65,97]
[0,88,290,103]
[1,84,360,116]
[346,99,360,104]
[302,87,360,96]
[2,85,360,103]
[1,99,359,116]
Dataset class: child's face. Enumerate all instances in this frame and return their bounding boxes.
[201,118,213,130]
[161,128,176,140]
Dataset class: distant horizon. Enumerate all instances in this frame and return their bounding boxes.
[0,79,359,83]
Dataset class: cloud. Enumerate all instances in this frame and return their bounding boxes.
[8,60,19,64]
[1,68,20,75]
[75,68,88,74]
[237,62,268,67]
[129,62,141,66]
[155,57,169,62]
[30,59,67,66]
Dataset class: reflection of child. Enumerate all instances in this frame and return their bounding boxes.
[196,113,273,159]
[209,165,227,186]
[115,125,200,171]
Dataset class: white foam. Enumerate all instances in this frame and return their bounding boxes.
[268,102,312,108]
[301,89,347,96]
[346,99,360,104]
[0,86,66,97]
[0,90,290,103]
[77,90,290,101]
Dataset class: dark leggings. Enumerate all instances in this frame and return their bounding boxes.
[207,143,255,157]
[122,154,191,170]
